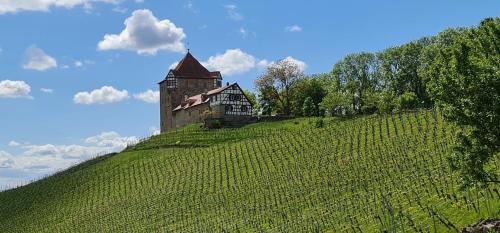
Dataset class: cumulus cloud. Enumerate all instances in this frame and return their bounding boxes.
[0,151,14,168]
[74,86,129,105]
[97,9,186,55]
[0,0,122,14]
[0,131,138,189]
[169,61,179,69]
[8,141,21,147]
[224,4,243,21]
[23,46,57,71]
[0,80,32,99]
[149,127,160,136]
[85,131,137,149]
[133,90,159,103]
[281,56,307,71]
[202,49,257,76]
[40,88,54,94]
[285,25,302,32]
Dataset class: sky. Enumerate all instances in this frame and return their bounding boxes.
[0,0,499,189]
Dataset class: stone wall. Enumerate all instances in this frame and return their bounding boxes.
[172,103,210,128]
[160,77,218,132]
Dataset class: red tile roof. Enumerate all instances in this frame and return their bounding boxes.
[173,83,237,111]
[170,52,220,78]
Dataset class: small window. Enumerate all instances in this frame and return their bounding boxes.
[225,105,233,112]
[241,105,248,112]
[231,85,237,90]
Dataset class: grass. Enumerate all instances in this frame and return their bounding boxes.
[0,110,499,232]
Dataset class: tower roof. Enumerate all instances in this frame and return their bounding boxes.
[170,51,220,78]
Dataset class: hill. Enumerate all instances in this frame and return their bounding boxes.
[0,111,499,232]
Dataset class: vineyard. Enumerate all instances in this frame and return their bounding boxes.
[0,110,499,232]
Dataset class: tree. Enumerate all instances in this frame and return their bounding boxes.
[243,90,258,110]
[427,18,500,187]
[378,39,432,108]
[255,59,304,115]
[291,76,327,116]
[320,90,352,116]
[302,97,315,117]
[331,52,380,114]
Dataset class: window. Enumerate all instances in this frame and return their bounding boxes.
[166,77,177,88]
[225,105,233,112]
[229,94,241,101]
[241,105,248,112]
[231,85,237,90]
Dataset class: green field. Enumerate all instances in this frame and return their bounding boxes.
[0,111,499,232]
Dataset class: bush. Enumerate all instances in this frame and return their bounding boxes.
[314,118,325,128]
[394,92,419,111]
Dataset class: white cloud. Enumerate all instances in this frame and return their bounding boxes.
[0,80,32,99]
[74,60,83,67]
[23,45,57,71]
[0,131,138,189]
[8,141,20,147]
[84,131,137,149]
[149,127,160,136]
[169,61,179,69]
[185,49,307,76]
[133,90,159,103]
[0,151,14,168]
[239,27,247,37]
[40,88,54,94]
[261,56,307,72]
[98,9,186,55]
[224,4,243,21]
[112,6,127,13]
[202,49,257,76]
[0,0,122,15]
[285,25,302,32]
[74,86,129,105]
[184,1,198,13]
[282,56,307,71]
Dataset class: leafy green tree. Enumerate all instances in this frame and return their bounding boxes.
[331,52,380,114]
[292,77,327,116]
[255,59,304,115]
[427,18,500,186]
[320,90,353,116]
[243,90,258,110]
[378,40,431,107]
[302,97,315,117]
[394,91,418,111]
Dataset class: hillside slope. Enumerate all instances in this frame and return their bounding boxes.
[0,111,499,232]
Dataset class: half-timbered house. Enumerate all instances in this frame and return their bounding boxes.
[158,51,253,131]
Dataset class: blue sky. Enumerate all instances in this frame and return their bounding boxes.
[0,0,499,188]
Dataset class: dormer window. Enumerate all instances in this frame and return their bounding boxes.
[166,75,177,89]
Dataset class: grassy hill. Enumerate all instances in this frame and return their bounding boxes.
[0,111,499,232]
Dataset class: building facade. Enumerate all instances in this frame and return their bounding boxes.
[159,52,252,132]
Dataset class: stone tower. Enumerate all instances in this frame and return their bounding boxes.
[158,51,222,133]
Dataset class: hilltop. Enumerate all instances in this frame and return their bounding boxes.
[0,111,499,232]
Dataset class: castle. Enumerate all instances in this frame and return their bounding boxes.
[159,51,253,132]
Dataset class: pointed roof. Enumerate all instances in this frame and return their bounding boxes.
[169,51,220,78]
